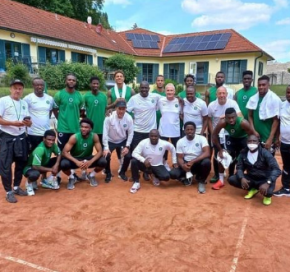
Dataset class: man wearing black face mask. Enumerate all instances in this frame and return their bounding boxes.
[228,135,281,206]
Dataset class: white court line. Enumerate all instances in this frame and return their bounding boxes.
[0,253,61,272]
[229,206,250,272]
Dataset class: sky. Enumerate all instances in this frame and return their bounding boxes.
[103,0,290,63]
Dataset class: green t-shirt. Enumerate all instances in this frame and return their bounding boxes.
[235,87,257,120]
[178,90,201,99]
[253,97,273,143]
[54,89,83,133]
[111,86,132,103]
[83,91,107,134]
[152,89,166,128]
[71,132,94,158]
[208,86,217,104]
[23,142,60,174]
[225,117,247,138]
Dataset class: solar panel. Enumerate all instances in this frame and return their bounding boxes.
[151,35,160,42]
[220,33,232,41]
[215,41,228,49]
[179,43,191,51]
[149,41,159,49]
[193,36,204,42]
[206,41,218,50]
[197,42,208,50]
[202,35,212,42]
[132,40,142,48]
[210,34,222,41]
[126,33,134,40]
[141,40,150,47]
[142,34,150,40]
[187,43,199,51]
[134,34,144,40]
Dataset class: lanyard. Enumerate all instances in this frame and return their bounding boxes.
[11,98,22,121]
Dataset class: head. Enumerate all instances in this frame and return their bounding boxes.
[43,130,56,148]
[114,70,125,85]
[216,86,228,105]
[186,86,196,102]
[225,108,237,125]
[149,129,159,145]
[286,85,290,103]
[184,74,195,87]
[165,83,176,100]
[242,70,253,89]
[90,76,100,92]
[247,134,259,152]
[155,75,164,89]
[10,79,24,100]
[215,71,225,87]
[115,100,127,118]
[65,73,77,90]
[79,118,94,136]
[184,121,196,140]
[32,78,45,97]
[257,75,270,97]
[139,81,150,97]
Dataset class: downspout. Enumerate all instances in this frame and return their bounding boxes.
[253,51,263,87]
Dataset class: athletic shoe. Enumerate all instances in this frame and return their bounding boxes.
[152,176,160,186]
[73,173,82,182]
[198,182,206,194]
[263,197,272,206]
[67,177,76,190]
[52,178,60,190]
[210,176,219,183]
[13,187,28,196]
[130,182,140,194]
[164,161,171,171]
[6,191,17,203]
[143,172,150,181]
[42,179,55,189]
[273,187,290,197]
[118,172,128,181]
[212,180,224,190]
[26,183,35,196]
[182,178,192,186]
[32,181,38,190]
[102,169,106,175]
[80,171,88,180]
[87,174,98,187]
[105,172,112,183]
[244,188,259,199]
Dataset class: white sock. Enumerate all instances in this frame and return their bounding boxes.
[57,172,61,178]
[13,186,18,190]
[89,170,96,177]
[219,173,224,183]
[69,174,74,179]
[285,188,290,191]
[71,169,75,175]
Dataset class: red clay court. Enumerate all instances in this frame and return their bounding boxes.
[0,154,289,272]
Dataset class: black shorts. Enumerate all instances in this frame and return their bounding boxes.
[57,132,74,151]
[60,156,107,171]
[28,134,43,153]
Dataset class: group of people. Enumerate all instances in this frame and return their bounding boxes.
[0,69,288,206]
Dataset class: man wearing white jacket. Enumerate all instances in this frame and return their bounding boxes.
[130,129,178,193]
[102,100,134,182]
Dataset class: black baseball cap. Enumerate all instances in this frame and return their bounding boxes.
[116,100,127,108]
[10,79,24,87]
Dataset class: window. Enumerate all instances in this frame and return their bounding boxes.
[196,62,209,84]
[38,47,65,65]
[163,63,185,84]
[221,60,247,84]
[136,63,159,84]
[258,62,263,76]
[98,56,107,70]
[72,52,93,65]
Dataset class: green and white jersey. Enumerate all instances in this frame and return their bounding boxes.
[178,90,201,99]
[71,132,94,158]
[54,89,83,133]
[23,142,60,174]
[225,117,247,138]
[235,87,257,120]
[111,86,132,103]
[83,91,107,134]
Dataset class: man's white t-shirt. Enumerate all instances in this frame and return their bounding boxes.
[158,97,180,138]
[127,93,160,133]
[176,135,209,161]
[0,96,29,136]
[183,98,208,134]
[280,100,290,144]
[23,93,54,136]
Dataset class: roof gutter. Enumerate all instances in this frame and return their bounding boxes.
[253,51,263,87]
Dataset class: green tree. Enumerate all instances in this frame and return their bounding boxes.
[105,54,140,84]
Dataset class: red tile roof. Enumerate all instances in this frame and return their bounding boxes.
[0,0,273,60]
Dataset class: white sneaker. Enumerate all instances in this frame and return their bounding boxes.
[32,181,38,190]
[164,161,171,171]
[152,176,160,186]
[26,183,35,196]
[130,182,140,194]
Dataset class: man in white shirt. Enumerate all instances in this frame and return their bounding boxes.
[207,86,241,186]
[23,77,54,152]
[130,129,178,193]
[274,85,290,197]
[171,121,211,193]
[103,100,134,183]
[0,79,32,203]
[182,86,208,135]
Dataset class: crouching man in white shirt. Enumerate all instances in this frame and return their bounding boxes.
[130,129,178,193]
[102,100,134,182]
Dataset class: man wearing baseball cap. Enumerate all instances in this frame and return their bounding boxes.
[0,79,32,203]
[102,100,134,182]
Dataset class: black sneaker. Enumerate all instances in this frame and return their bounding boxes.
[14,187,28,196]
[143,172,150,181]
[6,191,17,203]
[118,172,128,181]
[73,173,81,182]
[105,172,112,183]
[182,178,192,186]
[273,187,290,197]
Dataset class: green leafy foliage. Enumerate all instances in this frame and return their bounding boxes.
[164,78,183,94]
[39,62,105,91]
[105,54,140,84]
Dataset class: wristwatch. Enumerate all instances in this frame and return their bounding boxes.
[267,180,272,185]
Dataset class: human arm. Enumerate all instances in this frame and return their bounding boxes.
[124,116,134,154]
[240,119,255,136]
[212,120,225,157]
[132,141,149,166]
[248,109,259,137]
[205,89,209,105]
[0,116,26,127]
[33,155,61,175]
[84,134,103,169]
[201,115,208,135]
[166,142,177,166]
[264,116,279,149]
[102,117,111,157]
[177,153,191,172]
[187,145,210,167]
[62,135,84,168]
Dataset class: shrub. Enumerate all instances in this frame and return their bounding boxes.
[39,62,105,91]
